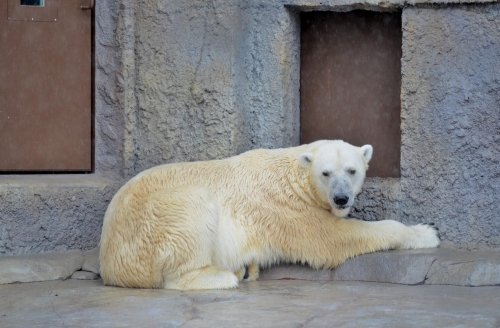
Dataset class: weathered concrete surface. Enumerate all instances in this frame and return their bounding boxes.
[0,279,498,328]
[259,248,500,286]
[400,4,500,249]
[0,176,116,255]
[331,250,435,284]
[260,251,435,285]
[82,247,100,274]
[2,248,499,287]
[426,250,500,286]
[351,178,402,223]
[1,0,499,257]
[288,0,497,9]
[0,251,83,284]
[94,0,125,176]
[70,271,99,280]
[124,0,301,174]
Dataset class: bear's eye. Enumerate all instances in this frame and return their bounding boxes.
[347,168,356,175]
[322,171,330,177]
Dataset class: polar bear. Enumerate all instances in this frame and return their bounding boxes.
[99,140,439,290]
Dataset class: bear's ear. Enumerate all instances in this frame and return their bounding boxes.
[361,145,373,163]
[299,152,313,167]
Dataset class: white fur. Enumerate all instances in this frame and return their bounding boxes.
[99,140,440,290]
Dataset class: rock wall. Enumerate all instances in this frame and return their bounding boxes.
[0,177,114,254]
[0,0,498,255]
[122,0,300,174]
[400,4,500,248]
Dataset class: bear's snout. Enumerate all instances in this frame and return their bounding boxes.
[333,194,349,207]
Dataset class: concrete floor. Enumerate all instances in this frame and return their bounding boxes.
[0,279,499,328]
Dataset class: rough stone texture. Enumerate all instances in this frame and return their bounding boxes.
[0,176,116,255]
[1,279,499,328]
[0,251,83,284]
[260,248,500,286]
[124,0,301,174]
[71,271,99,280]
[259,251,435,285]
[1,0,499,256]
[82,247,100,274]
[351,178,402,222]
[426,249,500,286]
[1,248,499,286]
[400,4,500,249]
[94,0,126,176]
[288,0,497,10]
[331,250,435,284]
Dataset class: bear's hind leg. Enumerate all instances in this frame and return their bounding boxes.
[234,262,260,282]
[164,266,239,290]
[234,267,246,281]
[147,186,225,289]
[246,262,260,281]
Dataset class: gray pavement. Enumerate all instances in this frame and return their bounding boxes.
[1,279,499,328]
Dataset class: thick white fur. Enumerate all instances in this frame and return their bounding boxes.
[99,140,439,290]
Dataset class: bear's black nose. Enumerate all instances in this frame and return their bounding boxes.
[333,195,349,206]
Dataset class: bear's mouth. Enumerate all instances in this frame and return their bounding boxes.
[330,204,351,218]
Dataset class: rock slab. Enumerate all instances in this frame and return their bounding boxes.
[71,270,99,280]
[2,247,499,286]
[426,251,500,286]
[260,248,500,287]
[0,250,84,284]
[1,279,499,328]
[82,247,100,274]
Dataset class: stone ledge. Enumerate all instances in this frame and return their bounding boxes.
[1,247,499,286]
[0,174,114,188]
[0,250,84,284]
[82,247,100,274]
[260,248,500,287]
[286,0,499,12]
[425,251,500,286]
[71,270,99,280]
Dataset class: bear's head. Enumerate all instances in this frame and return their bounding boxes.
[299,140,373,218]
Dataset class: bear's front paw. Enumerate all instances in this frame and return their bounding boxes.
[401,224,440,249]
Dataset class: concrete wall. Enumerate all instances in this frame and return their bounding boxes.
[400,4,500,248]
[124,0,301,173]
[0,0,498,255]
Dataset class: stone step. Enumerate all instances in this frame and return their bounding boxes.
[0,248,100,285]
[260,248,500,287]
[0,250,84,284]
[1,247,499,287]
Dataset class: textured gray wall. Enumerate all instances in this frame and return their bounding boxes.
[0,0,498,255]
[124,0,300,174]
[0,177,114,254]
[94,0,125,176]
[400,4,500,249]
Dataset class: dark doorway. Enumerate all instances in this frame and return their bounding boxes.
[301,10,402,177]
[0,0,93,172]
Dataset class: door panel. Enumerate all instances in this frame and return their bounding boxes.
[301,11,402,178]
[0,0,92,172]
